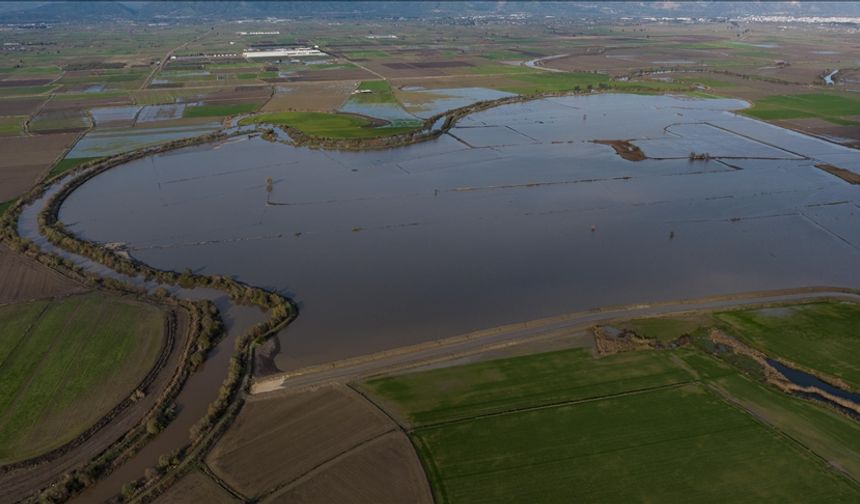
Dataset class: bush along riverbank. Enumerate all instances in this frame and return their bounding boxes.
[0,131,293,503]
[33,156,294,502]
[254,86,622,152]
[0,210,224,503]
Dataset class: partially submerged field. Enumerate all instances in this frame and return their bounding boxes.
[0,292,165,464]
[361,300,860,503]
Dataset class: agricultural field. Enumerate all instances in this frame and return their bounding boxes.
[155,471,238,504]
[742,93,860,125]
[1,12,860,504]
[0,133,78,201]
[239,111,419,138]
[715,301,860,389]
[362,300,860,503]
[363,349,692,426]
[206,385,403,500]
[0,115,26,136]
[0,244,85,305]
[411,383,857,503]
[0,292,165,464]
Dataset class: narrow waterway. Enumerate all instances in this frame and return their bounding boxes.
[768,358,860,411]
[16,180,268,503]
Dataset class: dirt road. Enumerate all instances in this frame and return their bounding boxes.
[252,287,860,395]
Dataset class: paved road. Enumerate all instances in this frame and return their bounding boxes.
[252,287,860,395]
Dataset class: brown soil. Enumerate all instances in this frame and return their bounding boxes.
[261,82,356,113]
[0,78,55,87]
[42,95,133,111]
[593,139,646,161]
[0,97,46,116]
[0,243,86,305]
[593,326,656,355]
[264,431,432,504]
[155,470,238,504]
[385,61,475,70]
[292,67,377,82]
[0,133,78,201]
[0,307,190,503]
[206,385,395,499]
[815,163,860,184]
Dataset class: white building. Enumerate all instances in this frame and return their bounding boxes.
[243,47,326,59]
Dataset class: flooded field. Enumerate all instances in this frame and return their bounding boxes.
[400,87,516,117]
[59,94,860,371]
[65,122,220,158]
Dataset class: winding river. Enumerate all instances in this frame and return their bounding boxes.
[16,182,268,502]
[13,93,860,500]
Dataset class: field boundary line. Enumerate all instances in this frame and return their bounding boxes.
[199,460,250,503]
[254,289,860,396]
[0,299,78,433]
[0,300,50,377]
[410,379,698,431]
[707,382,860,488]
[346,382,444,503]
[256,428,398,503]
[345,382,409,430]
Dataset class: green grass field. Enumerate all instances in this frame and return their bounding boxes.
[182,102,260,118]
[618,313,713,342]
[413,383,858,503]
[0,115,26,135]
[0,199,13,216]
[344,50,389,59]
[715,301,860,389]
[240,111,419,138]
[350,80,397,104]
[742,93,860,125]
[48,156,102,178]
[364,349,691,426]
[0,85,57,97]
[0,292,165,464]
[364,300,860,502]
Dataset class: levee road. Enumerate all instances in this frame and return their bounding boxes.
[252,286,860,394]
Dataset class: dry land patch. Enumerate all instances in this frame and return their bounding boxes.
[0,243,85,305]
[263,431,432,504]
[155,470,239,504]
[0,291,166,464]
[206,385,395,499]
[0,133,78,201]
[361,300,860,502]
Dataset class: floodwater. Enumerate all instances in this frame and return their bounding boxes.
[401,87,516,117]
[89,106,142,127]
[66,123,220,159]
[338,100,422,126]
[59,94,860,372]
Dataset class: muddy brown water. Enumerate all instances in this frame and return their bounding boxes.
[15,92,860,501]
[57,94,860,373]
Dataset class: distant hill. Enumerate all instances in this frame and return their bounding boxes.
[2,1,860,24]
